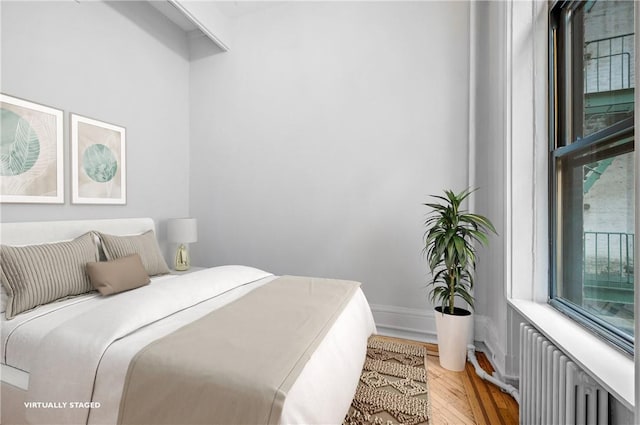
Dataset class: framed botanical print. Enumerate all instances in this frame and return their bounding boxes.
[71,113,126,204]
[0,94,64,203]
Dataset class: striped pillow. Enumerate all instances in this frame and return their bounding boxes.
[1,232,99,319]
[97,230,170,276]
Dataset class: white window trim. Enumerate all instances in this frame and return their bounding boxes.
[505,0,637,412]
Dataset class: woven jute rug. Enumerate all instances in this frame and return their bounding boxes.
[343,336,431,425]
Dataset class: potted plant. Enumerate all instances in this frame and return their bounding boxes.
[423,189,496,371]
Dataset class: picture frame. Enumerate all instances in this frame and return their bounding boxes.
[0,94,64,203]
[71,113,126,205]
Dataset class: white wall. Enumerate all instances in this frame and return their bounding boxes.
[472,0,509,375]
[0,1,191,250]
[472,0,551,381]
[190,1,470,333]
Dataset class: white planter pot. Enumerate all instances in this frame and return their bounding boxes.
[434,306,472,372]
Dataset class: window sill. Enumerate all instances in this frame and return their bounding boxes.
[508,298,634,410]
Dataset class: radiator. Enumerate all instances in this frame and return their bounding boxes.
[519,324,609,425]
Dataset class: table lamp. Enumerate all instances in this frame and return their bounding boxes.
[167,218,198,271]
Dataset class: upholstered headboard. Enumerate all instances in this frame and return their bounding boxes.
[0,218,156,246]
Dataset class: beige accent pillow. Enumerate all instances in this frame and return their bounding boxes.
[97,230,170,276]
[1,284,7,314]
[1,233,99,319]
[86,254,151,296]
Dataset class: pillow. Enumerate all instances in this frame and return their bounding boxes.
[0,232,99,319]
[86,254,151,296]
[97,230,170,276]
[1,284,7,314]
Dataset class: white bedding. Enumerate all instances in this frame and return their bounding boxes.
[1,265,376,425]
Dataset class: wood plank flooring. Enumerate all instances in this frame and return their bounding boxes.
[377,336,519,425]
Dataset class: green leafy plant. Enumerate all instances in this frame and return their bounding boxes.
[423,189,496,315]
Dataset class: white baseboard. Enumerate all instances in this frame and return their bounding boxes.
[370,303,437,343]
[371,303,519,385]
[473,315,517,382]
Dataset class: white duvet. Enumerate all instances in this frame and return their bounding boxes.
[1,266,376,425]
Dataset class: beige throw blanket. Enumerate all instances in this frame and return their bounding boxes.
[118,275,360,425]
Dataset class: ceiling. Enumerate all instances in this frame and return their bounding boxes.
[150,0,285,31]
[149,0,286,51]
[212,1,285,19]
[149,1,199,32]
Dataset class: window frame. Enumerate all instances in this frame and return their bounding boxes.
[549,0,635,355]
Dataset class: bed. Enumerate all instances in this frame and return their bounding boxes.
[0,218,376,425]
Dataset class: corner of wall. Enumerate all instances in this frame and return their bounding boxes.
[474,314,508,379]
[372,303,519,385]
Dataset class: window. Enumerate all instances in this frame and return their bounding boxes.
[549,0,635,353]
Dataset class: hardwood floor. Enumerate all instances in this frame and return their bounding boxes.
[377,336,519,425]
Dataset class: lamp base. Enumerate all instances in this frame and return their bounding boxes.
[175,244,190,271]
